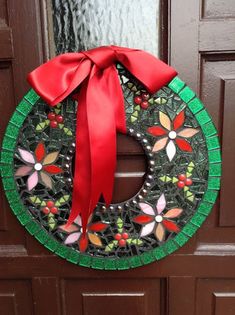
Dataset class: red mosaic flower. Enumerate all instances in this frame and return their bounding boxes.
[133,194,183,242]
[15,142,63,190]
[148,110,199,161]
[59,215,108,252]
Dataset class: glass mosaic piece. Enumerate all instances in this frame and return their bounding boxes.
[0,64,221,269]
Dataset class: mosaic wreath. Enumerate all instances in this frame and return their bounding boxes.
[1,56,221,270]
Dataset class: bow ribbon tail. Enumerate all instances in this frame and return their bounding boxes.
[68,65,125,234]
[67,80,92,232]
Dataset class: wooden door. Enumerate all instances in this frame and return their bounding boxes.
[0,0,235,314]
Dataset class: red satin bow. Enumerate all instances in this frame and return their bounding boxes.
[27,45,177,234]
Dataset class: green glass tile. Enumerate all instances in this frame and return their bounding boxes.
[208,150,221,163]
[55,245,70,259]
[91,258,105,270]
[79,255,91,267]
[2,136,17,151]
[168,76,185,93]
[182,223,198,237]
[34,229,50,244]
[187,98,204,114]
[201,121,217,137]
[174,233,189,246]
[153,247,166,260]
[17,99,33,115]
[67,250,80,264]
[190,213,206,227]
[10,205,25,216]
[10,111,26,127]
[7,190,21,204]
[104,259,116,270]
[5,123,19,138]
[206,136,220,150]
[203,190,218,204]
[179,86,195,103]
[0,151,13,164]
[197,201,213,215]
[44,238,59,252]
[1,164,13,177]
[116,259,130,270]
[24,89,40,105]
[209,163,222,176]
[195,109,211,125]
[129,256,142,268]
[9,200,24,215]
[25,221,40,235]
[2,177,16,190]
[208,176,220,190]
[163,240,178,254]
[141,252,155,265]
[17,211,31,225]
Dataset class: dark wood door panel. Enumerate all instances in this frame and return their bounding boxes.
[196,279,235,315]
[0,28,13,59]
[200,54,235,227]
[0,280,33,315]
[62,278,163,315]
[32,277,61,315]
[168,277,195,315]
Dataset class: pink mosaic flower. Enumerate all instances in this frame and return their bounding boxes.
[133,194,183,242]
[59,215,108,252]
[15,142,63,190]
[148,110,199,161]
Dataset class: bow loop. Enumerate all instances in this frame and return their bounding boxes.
[27,45,177,232]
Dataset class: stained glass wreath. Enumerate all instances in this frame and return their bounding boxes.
[1,47,221,270]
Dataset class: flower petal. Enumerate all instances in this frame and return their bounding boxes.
[155,223,165,242]
[162,220,180,232]
[43,151,60,165]
[59,224,79,233]
[152,137,168,152]
[173,111,185,130]
[88,233,102,246]
[166,140,176,161]
[164,208,183,218]
[177,128,199,138]
[40,171,53,189]
[18,148,35,164]
[74,215,82,226]
[43,165,63,174]
[27,171,38,190]
[133,215,153,224]
[15,165,33,177]
[35,142,46,162]
[64,232,81,244]
[156,193,166,214]
[79,235,88,252]
[175,138,192,152]
[147,126,167,136]
[89,222,108,232]
[140,221,155,237]
[159,112,171,130]
[139,203,155,215]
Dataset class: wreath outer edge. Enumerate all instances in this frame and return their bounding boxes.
[0,76,221,270]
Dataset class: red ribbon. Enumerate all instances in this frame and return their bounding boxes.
[27,45,177,234]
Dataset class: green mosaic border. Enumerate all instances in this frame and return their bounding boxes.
[0,77,221,270]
